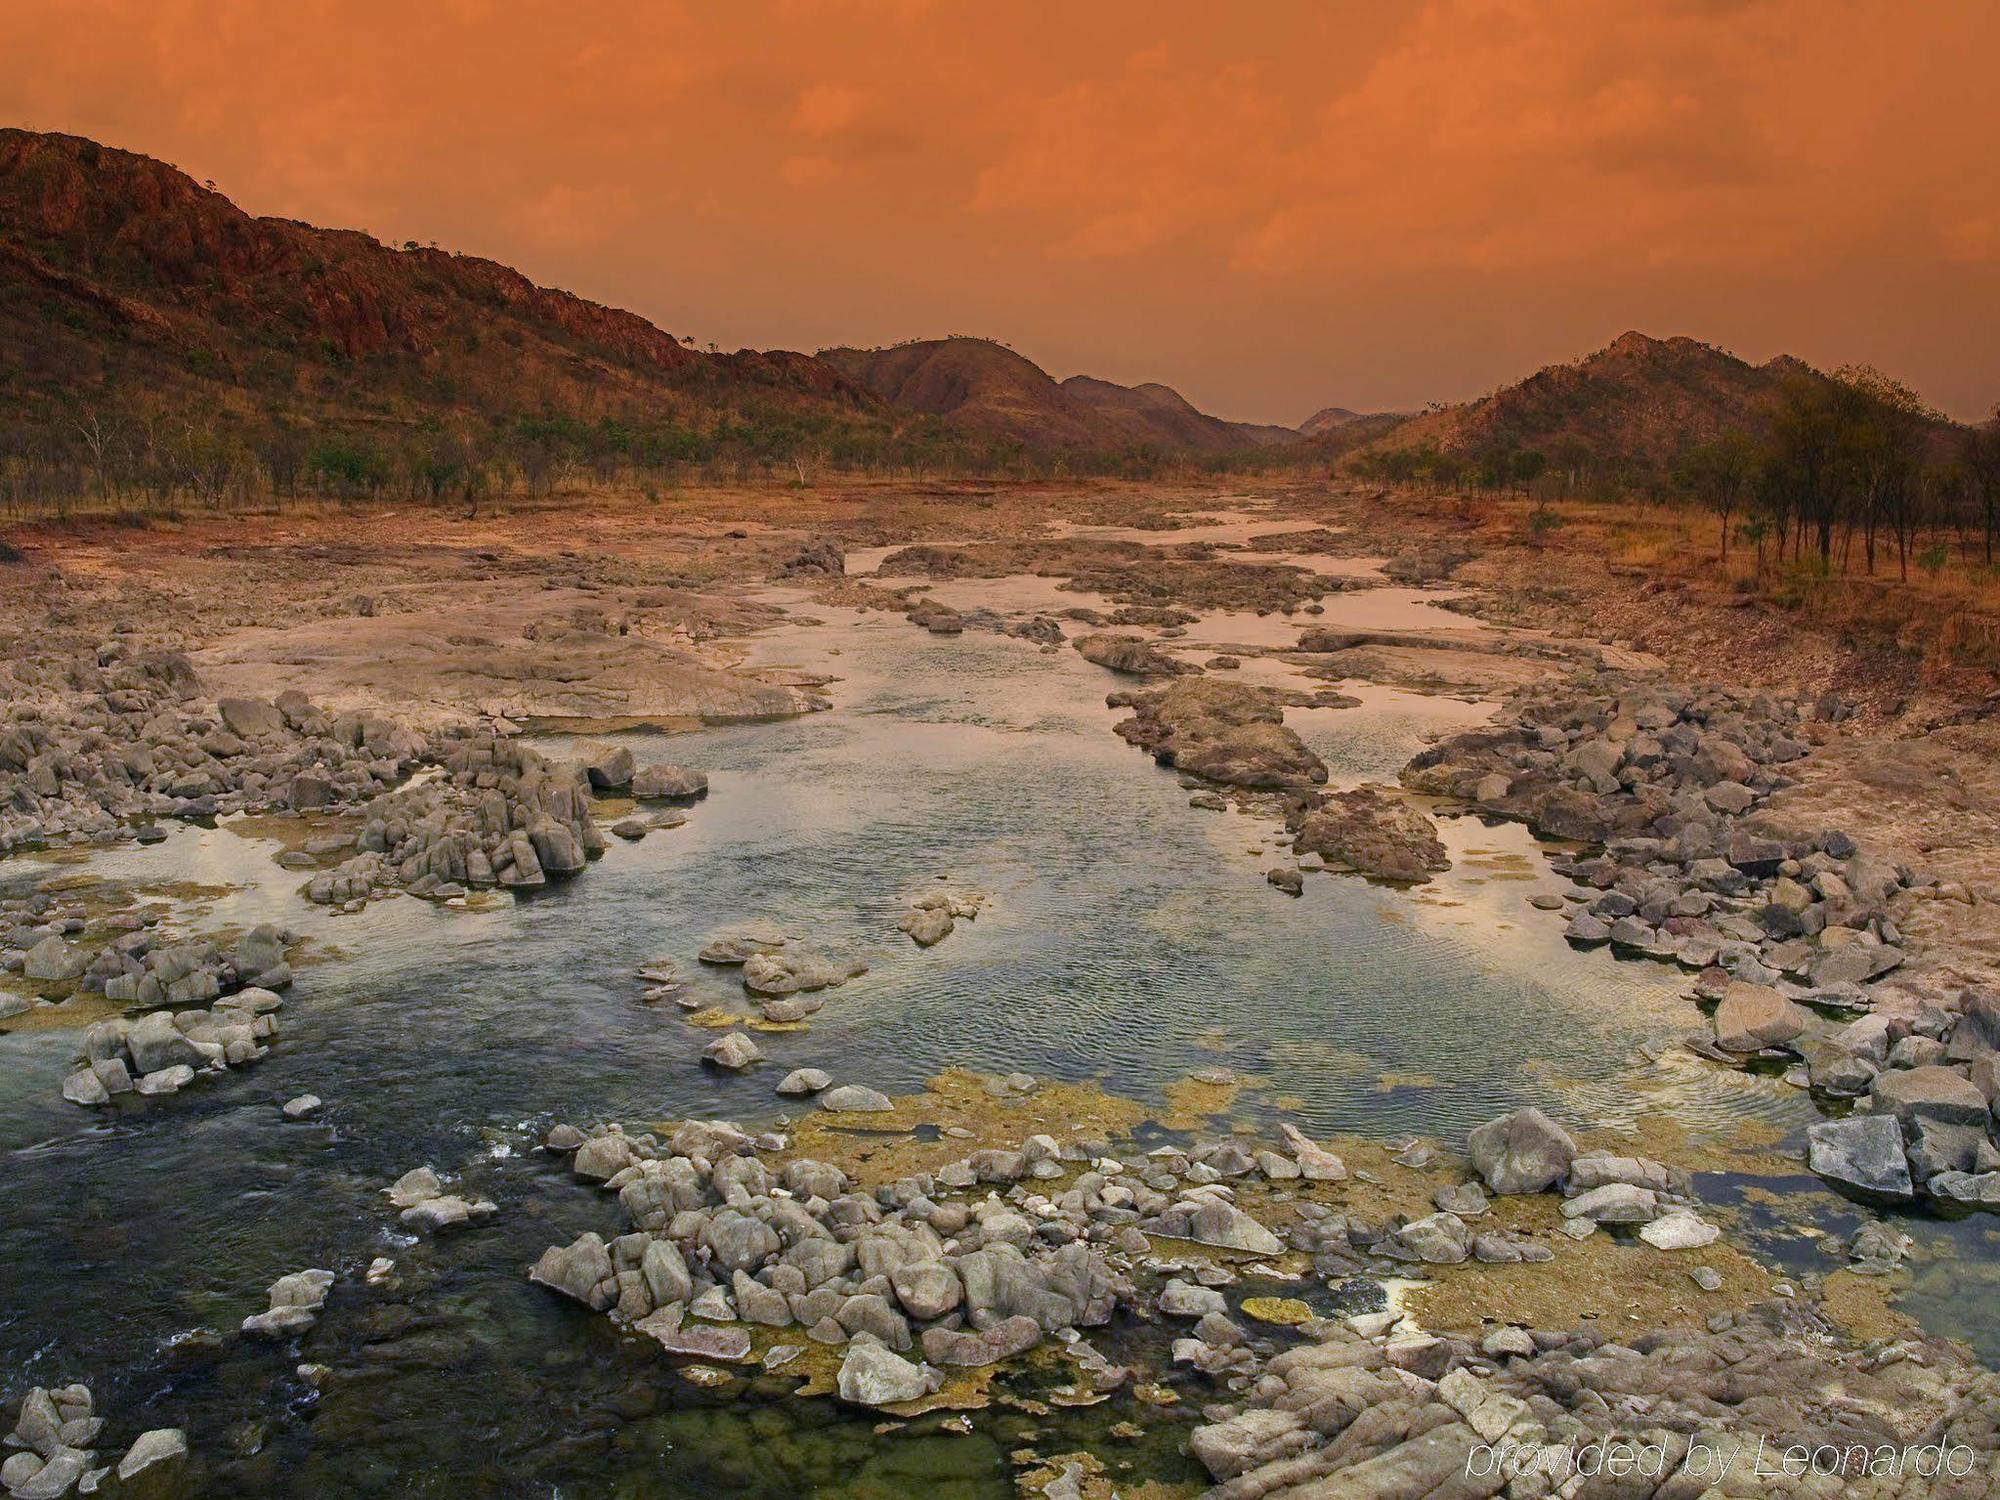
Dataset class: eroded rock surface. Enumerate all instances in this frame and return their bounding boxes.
[1111,678,1326,789]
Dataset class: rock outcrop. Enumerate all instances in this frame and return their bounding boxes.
[1111,678,1327,789]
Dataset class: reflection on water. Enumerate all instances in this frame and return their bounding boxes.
[0,592,1987,1495]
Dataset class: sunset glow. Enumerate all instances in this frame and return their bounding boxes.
[7,0,1994,421]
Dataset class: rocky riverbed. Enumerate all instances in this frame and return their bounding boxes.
[5,483,2000,1497]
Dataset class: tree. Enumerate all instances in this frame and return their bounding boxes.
[1509,449,1547,494]
[1675,431,1756,562]
[1968,408,2000,566]
[260,420,308,499]
[1833,365,1933,579]
[1767,376,1847,565]
[1736,516,1772,576]
[70,407,115,499]
[169,422,245,508]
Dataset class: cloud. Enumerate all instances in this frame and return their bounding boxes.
[793,84,865,138]
[971,47,1291,260]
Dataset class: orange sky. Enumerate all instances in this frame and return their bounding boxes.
[6,0,1997,423]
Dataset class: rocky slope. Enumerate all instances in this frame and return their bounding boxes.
[0,128,901,468]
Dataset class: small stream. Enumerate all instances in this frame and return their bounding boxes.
[2,546,1995,1495]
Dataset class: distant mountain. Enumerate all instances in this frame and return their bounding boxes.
[1061,374,1300,451]
[1347,331,1822,475]
[1299,405,1374,436]
[816,337,1299,454]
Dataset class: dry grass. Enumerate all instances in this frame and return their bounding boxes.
[1376,489,2000,698]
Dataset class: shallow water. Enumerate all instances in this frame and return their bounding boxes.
[0,584,1991,1495]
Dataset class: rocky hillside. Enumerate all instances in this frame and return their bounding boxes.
[816,337,1298,454]
[0,129,900,468]
[1349,331,1821,475]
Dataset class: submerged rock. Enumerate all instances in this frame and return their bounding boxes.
[818,1085,894,1112]
[898,906,954,946]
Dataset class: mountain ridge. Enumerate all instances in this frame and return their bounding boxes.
[816,337,1300,454]
[0,128,1311,482]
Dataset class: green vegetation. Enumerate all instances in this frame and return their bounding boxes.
[0,390,1202,522]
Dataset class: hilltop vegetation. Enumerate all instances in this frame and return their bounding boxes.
[1340,332,1819,495]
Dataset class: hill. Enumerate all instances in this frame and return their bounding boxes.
[0,135,908,476]
[1299,405,1393,437]
[815,337,1298,454]
[1346,331,1823,485]
[1059,374,1299,452]
[0,130,1033,500]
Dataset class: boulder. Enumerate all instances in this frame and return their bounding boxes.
[898,907,954,946]
[776,1068,833,1097]
[1467,1108,1575,1194]
[584,745,635,790]
[218,696,285,739]
[1567,1153,1670,1193]
[116,1428,188,1484]
[125,1011,205,1074]
[1159,1279,1228,1318]
[1279,1123,1347,1181]
[1560,1184,1658,1223]
[1870,1066,1989,1129]
[530,1233,617,1310]
[702,1032,764,1070]
[888,1261,964,1321]
[632,764,708,799]
[1712,981,1808,1052]
[1074,633,1190,677]
[1291,786,1449,883]
[1186,1199,1285,1255]
[634,1308,753,1361]
[836,1341,935,1408]
[920,1315,1042,1367]
[1807,1116,1915,1200]
[1395,1212,1473,1264]
[1111,677,1326,789]
[22,936,83,982]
